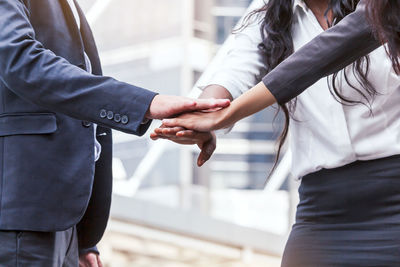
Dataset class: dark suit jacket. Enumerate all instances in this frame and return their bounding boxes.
[262,0,381,104]
[0,0,157,249]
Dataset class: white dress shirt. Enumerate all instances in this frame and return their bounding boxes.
[67,0,102,161]
[205,0,400,179]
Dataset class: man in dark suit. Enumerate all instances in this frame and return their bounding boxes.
[0,0,230,266]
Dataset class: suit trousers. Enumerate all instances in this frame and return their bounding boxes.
[0,226,78,267]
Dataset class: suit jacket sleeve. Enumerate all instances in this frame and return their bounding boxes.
[0,0,156,136]
[79,246,99,256]
[262,0,381,104]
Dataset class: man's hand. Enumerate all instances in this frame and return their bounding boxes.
[145,95,230,120]
[79,252,103,267]
[150,125,216,166]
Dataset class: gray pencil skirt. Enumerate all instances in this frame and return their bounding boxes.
[282,154,400,267]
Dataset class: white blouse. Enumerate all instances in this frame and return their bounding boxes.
[205,0,400,179]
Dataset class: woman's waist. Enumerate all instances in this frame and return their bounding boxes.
[296,154,400,224]
[290,144,400,179]
[289,114,400,179]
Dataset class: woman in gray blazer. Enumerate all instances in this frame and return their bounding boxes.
[159,0,400,123]
[157,0,400,265]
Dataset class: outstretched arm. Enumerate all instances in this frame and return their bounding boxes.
[162,0,381,132]
[0,0,230,136]
[162,82,274,132]
[263,0,380,104]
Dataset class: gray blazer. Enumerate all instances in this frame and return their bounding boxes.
[262,0,380,104]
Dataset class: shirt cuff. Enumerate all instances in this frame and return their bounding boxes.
[141,118,150,125]
[79,245,99,256]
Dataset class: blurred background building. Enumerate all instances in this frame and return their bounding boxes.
[77,0,298,266]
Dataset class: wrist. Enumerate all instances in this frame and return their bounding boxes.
[215,106,233,130]
[145,94,159,119]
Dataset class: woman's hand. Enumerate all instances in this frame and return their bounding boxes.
[150,125,216,166]
[162,108,229,132]
[162,82,276,132]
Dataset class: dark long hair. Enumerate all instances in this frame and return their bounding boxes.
[240,0,377,177]
[365,0,400,74]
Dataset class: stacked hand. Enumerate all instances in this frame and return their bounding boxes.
[146,95,230,119]
[149,81,276,166]
[148,84,242,166]
[150,125,216,166]
[150,107,231,166]
[161,108,229,132]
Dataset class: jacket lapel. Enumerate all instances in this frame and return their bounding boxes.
[58,0,86,69]
[73,0,103,76]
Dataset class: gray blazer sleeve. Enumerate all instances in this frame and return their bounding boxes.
[262,0,380,104]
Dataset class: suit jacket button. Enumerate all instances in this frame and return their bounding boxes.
[107,111,114,120]
[114,114,121,123]
[100,109,107,118]
[121,115,129,124]
[82,121,92,128]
